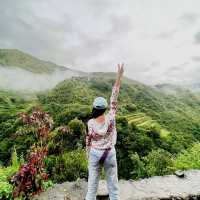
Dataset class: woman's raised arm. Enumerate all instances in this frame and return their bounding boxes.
[109,63,124,117]
[115,63,124,88]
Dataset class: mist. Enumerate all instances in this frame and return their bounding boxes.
[0,65,80,92]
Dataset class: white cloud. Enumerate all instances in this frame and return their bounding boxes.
[0,0,200,85]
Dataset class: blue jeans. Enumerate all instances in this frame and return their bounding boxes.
[85,147,119,200]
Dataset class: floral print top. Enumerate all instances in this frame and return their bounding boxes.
[86,84,120,150]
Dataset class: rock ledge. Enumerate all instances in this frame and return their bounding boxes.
[34,170,200,200]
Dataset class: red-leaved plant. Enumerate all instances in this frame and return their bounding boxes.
[11,107,53,199]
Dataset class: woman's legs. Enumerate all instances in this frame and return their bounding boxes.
[85,149,101,200]
[104,148,119,200]
[85,147,119,200]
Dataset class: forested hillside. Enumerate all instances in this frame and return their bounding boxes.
[0,49,69,73]
[1,73,200,165]
[1,72,200,199]
[0,49,86,92]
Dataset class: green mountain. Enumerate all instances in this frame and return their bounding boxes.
[0,49,82,74]
[2,73,199,156]
[39,75,200,136]
[0,49,87,91]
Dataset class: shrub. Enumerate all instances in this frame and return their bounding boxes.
[68,118,86,148]
[11,107,53,199]
[48,118,86,154]
[144,149,174,177]
[46,149,88,183]
[174,143,200,170]
[130,153,146,179]
[0,182,13,200]
[0,148,19,200]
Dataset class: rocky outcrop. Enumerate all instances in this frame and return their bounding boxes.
[34,170,200,200]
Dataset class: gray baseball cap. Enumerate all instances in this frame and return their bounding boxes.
[93,97,108,109]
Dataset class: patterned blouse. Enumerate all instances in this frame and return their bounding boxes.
[86,84,120,151]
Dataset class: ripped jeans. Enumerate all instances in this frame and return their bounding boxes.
[85,147,119,200]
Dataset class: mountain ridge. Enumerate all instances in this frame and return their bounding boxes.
[0,48,83,74]
[1,48,200,94]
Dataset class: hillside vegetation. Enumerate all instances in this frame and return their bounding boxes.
[1,72,200,198]
[0,49,69,73]
[40,75,200,136]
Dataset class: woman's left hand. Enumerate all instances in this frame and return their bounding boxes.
[117,63,124,78]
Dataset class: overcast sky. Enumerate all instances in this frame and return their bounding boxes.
[0,0,200,85]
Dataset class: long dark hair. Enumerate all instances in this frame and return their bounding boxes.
[91,108,106,119]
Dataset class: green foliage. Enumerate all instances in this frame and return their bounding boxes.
[56,104,91,125]
[0,49,66,73]
[48,118,86,154]
[164,131,196,154]
[10,147,19,170]
[143,149,174,177]
[11,108,53,199]
[42,180,54,191]
[68,118,86,148]
[174,143,200,170]
[0,148,19,200]
[45,149,88,183]
[2,72,200,185]
[0,182,13,200]
[38,79,95,105]
[124,103,137,112]
[130,153,146,179]
[0,90,38,165]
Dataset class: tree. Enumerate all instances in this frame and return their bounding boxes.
[130,152,146,179]
[144,149,174,177]
[68,118,86,149]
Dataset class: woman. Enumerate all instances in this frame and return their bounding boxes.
[85,64,124,200]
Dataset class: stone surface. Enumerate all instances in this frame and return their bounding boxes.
[34,170,200,200]
[97,180,109,196]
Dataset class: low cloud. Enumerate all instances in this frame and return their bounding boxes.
[0,66,79,91]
